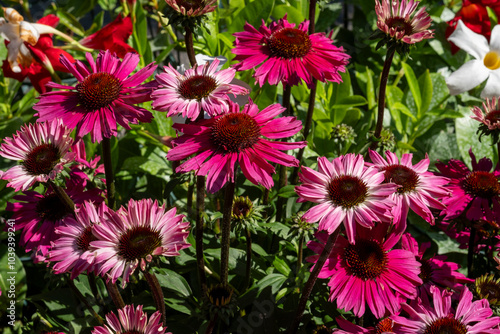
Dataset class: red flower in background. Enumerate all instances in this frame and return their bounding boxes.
[446,0,500,54]
[2,14,75,93]
[80,14,136,58]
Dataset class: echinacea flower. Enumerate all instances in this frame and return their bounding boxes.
[80,14,136,58]
[368,149,449,230]
[436,149,500,221]
[334,316,396,333]
[165,0,217,17]
[446,20,500,98]
[91,199,190,288]
[374,0,434,46]
[232,15,349,88]
[471,96,500,144]
[390,285,500,333]
[0,120,74,191]
[6,176,103,262]
[1,13,76,93]
[49,201,104,279]
[475,274,500,306]
[167,101,307,193]
[152,58,249,120]
[307,224,422,318]
[34,50,157,143]
[91,304,170,334]
[401,233,473,299]
[295,154,396,243]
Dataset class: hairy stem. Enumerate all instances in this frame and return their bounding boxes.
[144,270,166,325]
[196,175,207,293]
[185,26,197,67]
[220,181,236,285]
[105,280,125,310]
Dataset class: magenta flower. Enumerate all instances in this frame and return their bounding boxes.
[375,0,434,44]
[401,233,473,299]
[295,154,397,243]
[91,199,190,288]
[151,58,249,121]
[334,316,396,333]
[307,223,422,318]
[0,120,74,191]
[368,149,449,229]
[232,15,349,88]
[6,177,103,262]
[34,50,157,143]
[436,149,500,221]
[391,285,500,333]
[92,304,170,334]
[167,101,307,193]
[49,201,105,279]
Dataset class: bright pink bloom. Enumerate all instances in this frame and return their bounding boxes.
[0,120,74,191]
[6,177,103,262]
[49,201,105,279]
[295,154,396,243]
[91,199,190,288]
[232,15,349,88]
[80,14,136,58]
[401,233,473,299]
[92,304,170,334]
[436,149,500,221]
[167,101,307,193]
[307,223,422,318]
[368,149,449,230]
[152,58,249,120]
[390,285,500,333]
[34,50,157,143]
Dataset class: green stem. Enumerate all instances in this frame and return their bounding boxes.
[370,46,396,150]
[48,180,75,213]
[220,181,236,285]
[243,227,252,292]
[102,137,116,210]
[196,175,207,293]
[287,230,339,334]
[185,26,197,67]
[276,84,292,222]
[144,270,166,325]
[296,231,305,274]
[67,277,104,325]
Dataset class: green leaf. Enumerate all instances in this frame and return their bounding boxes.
[53,8,85,36]
[418,69,433,116]
[257,273,287,295]
[455,115,498,168]
[402,62,422,115]
[272,256,291,276]
[277,184,297,198]
[155,268,192,297]
[272,5,305,24]
[393,102,416,121]
[228,0,274,34]
[331,95,367,109]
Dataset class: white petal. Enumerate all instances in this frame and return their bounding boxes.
[448,20,489,60]
[195,54,227,70]
[481,70,500,98]
[446,60,489,95]
[491,24,500,51]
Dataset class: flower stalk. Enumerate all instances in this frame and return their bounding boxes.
[276,84,292,222]
[102,137,116,210]
[66,276,104,325]
[220,181,236,285]
[243,227,252,292]
[144,269,167,325]
[468,226,476,278]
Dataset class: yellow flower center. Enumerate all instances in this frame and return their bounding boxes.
[484,51,500,70]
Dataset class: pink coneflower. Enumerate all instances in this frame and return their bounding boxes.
[151,58,249,121]
[334,316,396,333]
[6,177,103,262]
[34,50,157,143]
[91,198,190,288]
[401,233,473,299]
[368,149,449,230]
[165,0,216,17]
[0,120,74,191]
[295,154,397,243]
[436,149,500,221]
[232,15,349,88]
[167,101,307,193]
[91,304,170,334]
[375,0,434,44]
[472,96,500,131]
[390,285,500,333]
[307,224,422,318]
[49,201,104,279]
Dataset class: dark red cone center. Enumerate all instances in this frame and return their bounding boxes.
[343,239,387,279]
[22,143,61,176]
[383,164,419,194]
[118,226,162,261]
[178,74,217,100]
[423,317,467,334]
[76,226,97,251]
[211,113,261,153]
[486,109,500,125]
[77,72,122,111]
[36,193,70,222]
[462,171,500,199]
[268,28,312,59]
[386,17,413,36]
[328,175,368,208]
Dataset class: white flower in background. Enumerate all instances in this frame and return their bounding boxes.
[446,20,500,98]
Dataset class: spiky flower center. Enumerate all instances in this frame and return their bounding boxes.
[22,143,61,176]
[328,175,368,208]
[343,239,387,279]
[232,196,253,220]
[476,275,500,304]
[208,284,233,307]
[486,109,500,124]
[211,113,261,152]
[268,28,312,59]
[77,72,122,111]
[423,317,467,334]
[178,74,217,100]
[35,193,69,222]
[375,318,394,333]
[462,171,500,199]
[76,226,97,251]
[418,259,433,284]
[382,164,419,194]
[177,0,204,11]
[386,17,413,36]
[118,226,162,261]
[484,51,500,70]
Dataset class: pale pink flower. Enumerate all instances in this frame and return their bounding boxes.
[472,96,500,131]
